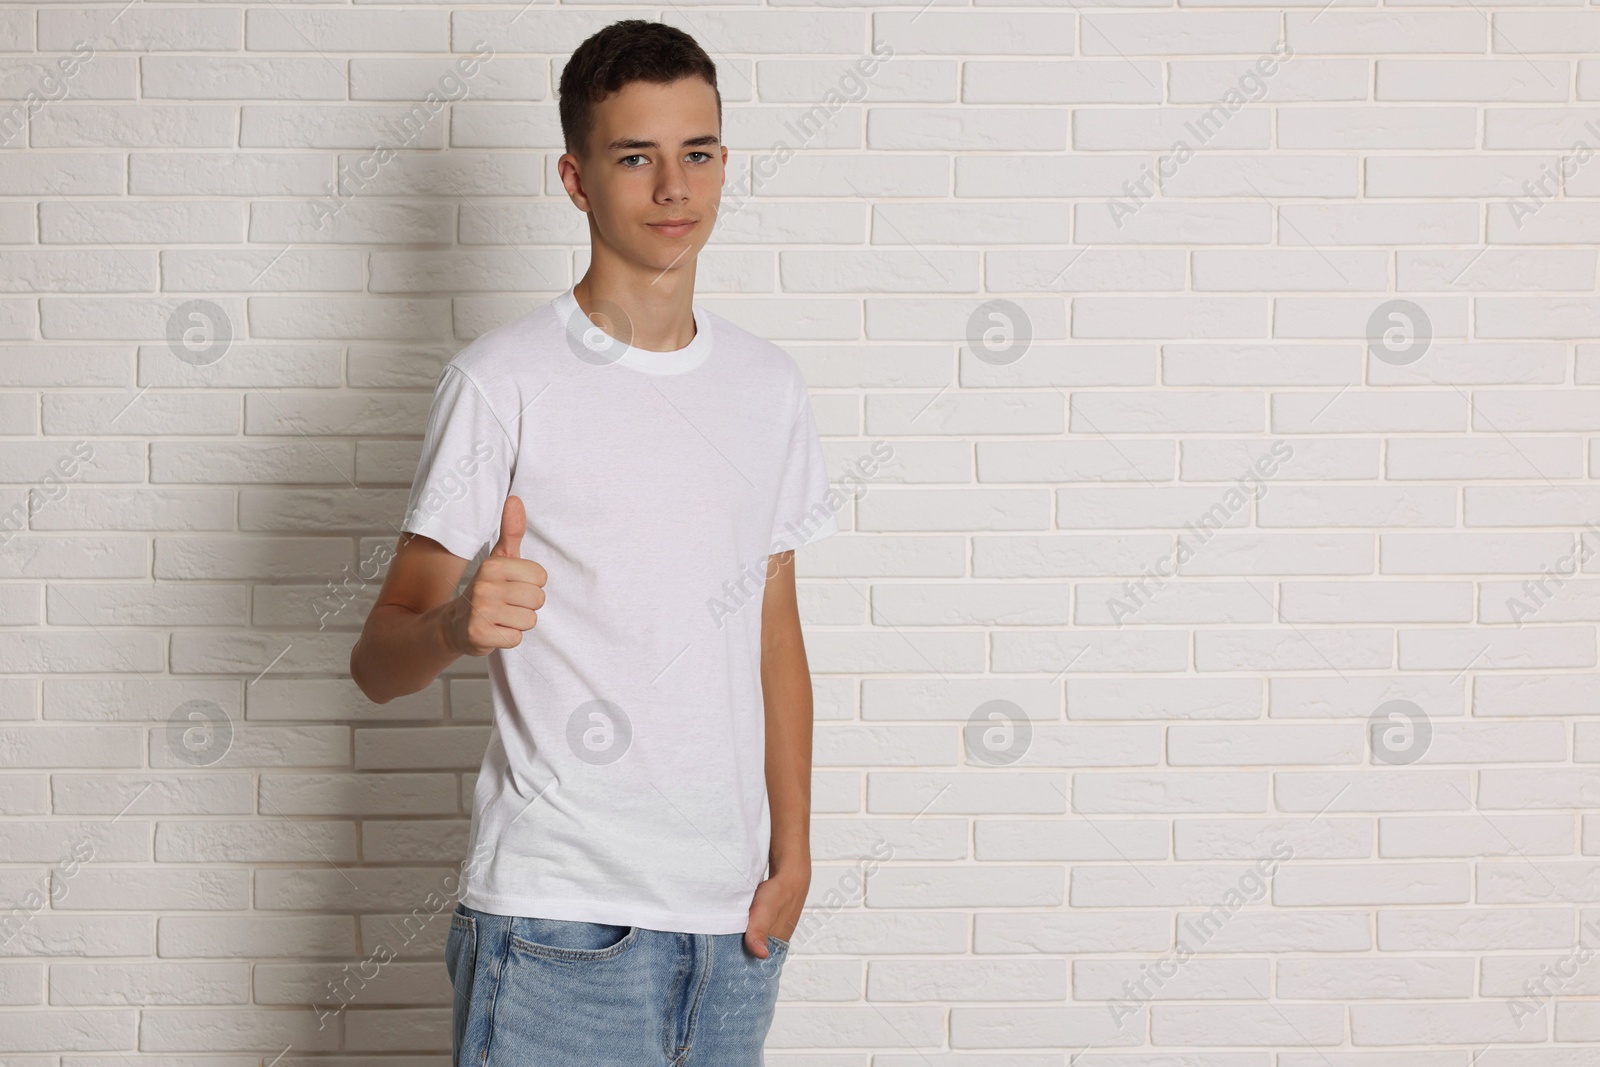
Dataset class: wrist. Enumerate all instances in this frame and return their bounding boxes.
[432,598,463,658]
[768,852,811,881]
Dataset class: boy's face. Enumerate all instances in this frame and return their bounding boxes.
[561,76,725,277]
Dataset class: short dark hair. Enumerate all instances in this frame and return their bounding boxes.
[558,20,721,161]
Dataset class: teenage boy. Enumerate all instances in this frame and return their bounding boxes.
[349,17,838,1067]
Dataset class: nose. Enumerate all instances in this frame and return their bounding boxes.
[655,158,690,202]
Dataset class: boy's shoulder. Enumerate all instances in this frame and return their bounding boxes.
[700,304,803,371]
[441,299,563,386]
[697,304,812,412]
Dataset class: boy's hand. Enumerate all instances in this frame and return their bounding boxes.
[444,495,547,657]
[745,865,810,959]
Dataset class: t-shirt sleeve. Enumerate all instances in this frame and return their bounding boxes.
[399,364,515,561]
[769,387,839,555]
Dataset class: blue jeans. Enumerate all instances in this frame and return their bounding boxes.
[446,903,790,1067]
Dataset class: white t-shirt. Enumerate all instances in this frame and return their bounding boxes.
[399,285,839,934]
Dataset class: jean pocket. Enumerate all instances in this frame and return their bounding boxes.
[445,908,476,988]
[445,907,478,1067]
[509,916,639,961]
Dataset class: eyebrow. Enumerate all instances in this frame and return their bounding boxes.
[606,134,721,153]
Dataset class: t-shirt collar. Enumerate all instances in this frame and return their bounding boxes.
[554,286,712,376]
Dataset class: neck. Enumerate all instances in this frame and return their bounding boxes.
[573,265,698,353]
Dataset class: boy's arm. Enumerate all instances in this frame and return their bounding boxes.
[349,533,470,704]
[749,548,815,956]
[351,497,545,705]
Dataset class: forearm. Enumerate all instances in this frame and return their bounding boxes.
[350,599,462,705]
[762,633,814,877]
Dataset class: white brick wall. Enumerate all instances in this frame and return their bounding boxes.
[2,3,1599,1062]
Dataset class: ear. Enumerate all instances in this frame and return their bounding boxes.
[559,151,592,213]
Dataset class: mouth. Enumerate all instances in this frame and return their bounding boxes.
[647,219,697,237]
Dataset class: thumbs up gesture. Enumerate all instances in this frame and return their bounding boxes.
[445,495,548,657]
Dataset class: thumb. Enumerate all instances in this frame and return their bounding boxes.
[743,927,771,959]
[491,495,525,559]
